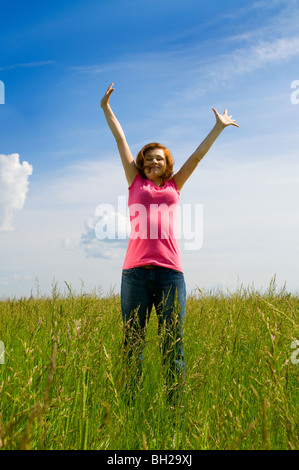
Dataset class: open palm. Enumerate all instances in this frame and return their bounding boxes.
[101,83,115,108]
[212,108,239,128]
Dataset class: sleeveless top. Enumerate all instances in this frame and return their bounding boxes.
[122,173,183,272]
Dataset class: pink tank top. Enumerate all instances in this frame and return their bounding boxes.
[122,173,183,272]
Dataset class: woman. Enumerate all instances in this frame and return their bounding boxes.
[101,83,238,402]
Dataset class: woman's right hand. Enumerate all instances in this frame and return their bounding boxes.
[101,83,114,108]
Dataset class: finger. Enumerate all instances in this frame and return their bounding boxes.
[107,87,115,97]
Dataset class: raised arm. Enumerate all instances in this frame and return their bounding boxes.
[173,108,239,191]
[101,83,138,186]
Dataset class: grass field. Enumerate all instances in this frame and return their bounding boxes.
[0,278,298,450]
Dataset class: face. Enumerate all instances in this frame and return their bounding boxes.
[143,148,167,183]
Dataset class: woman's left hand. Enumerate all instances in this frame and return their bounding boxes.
[212,108,239,128]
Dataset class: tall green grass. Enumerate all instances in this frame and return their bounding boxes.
[0,279,298,450]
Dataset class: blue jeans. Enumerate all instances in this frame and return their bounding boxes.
[121,266,186,401]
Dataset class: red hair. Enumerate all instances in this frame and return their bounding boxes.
[136,143,174,181]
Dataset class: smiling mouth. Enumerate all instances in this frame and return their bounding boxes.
[146,167,159,171]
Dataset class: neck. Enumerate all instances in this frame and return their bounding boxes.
[150,177,164,186]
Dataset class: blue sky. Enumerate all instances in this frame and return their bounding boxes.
[1,0,299,298]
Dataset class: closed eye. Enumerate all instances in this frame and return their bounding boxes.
[145,156,164,161]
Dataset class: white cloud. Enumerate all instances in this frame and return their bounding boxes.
[80,216,128,259]
[0,61,54,72]
[230,36,299,76]
[0,154,33,231]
